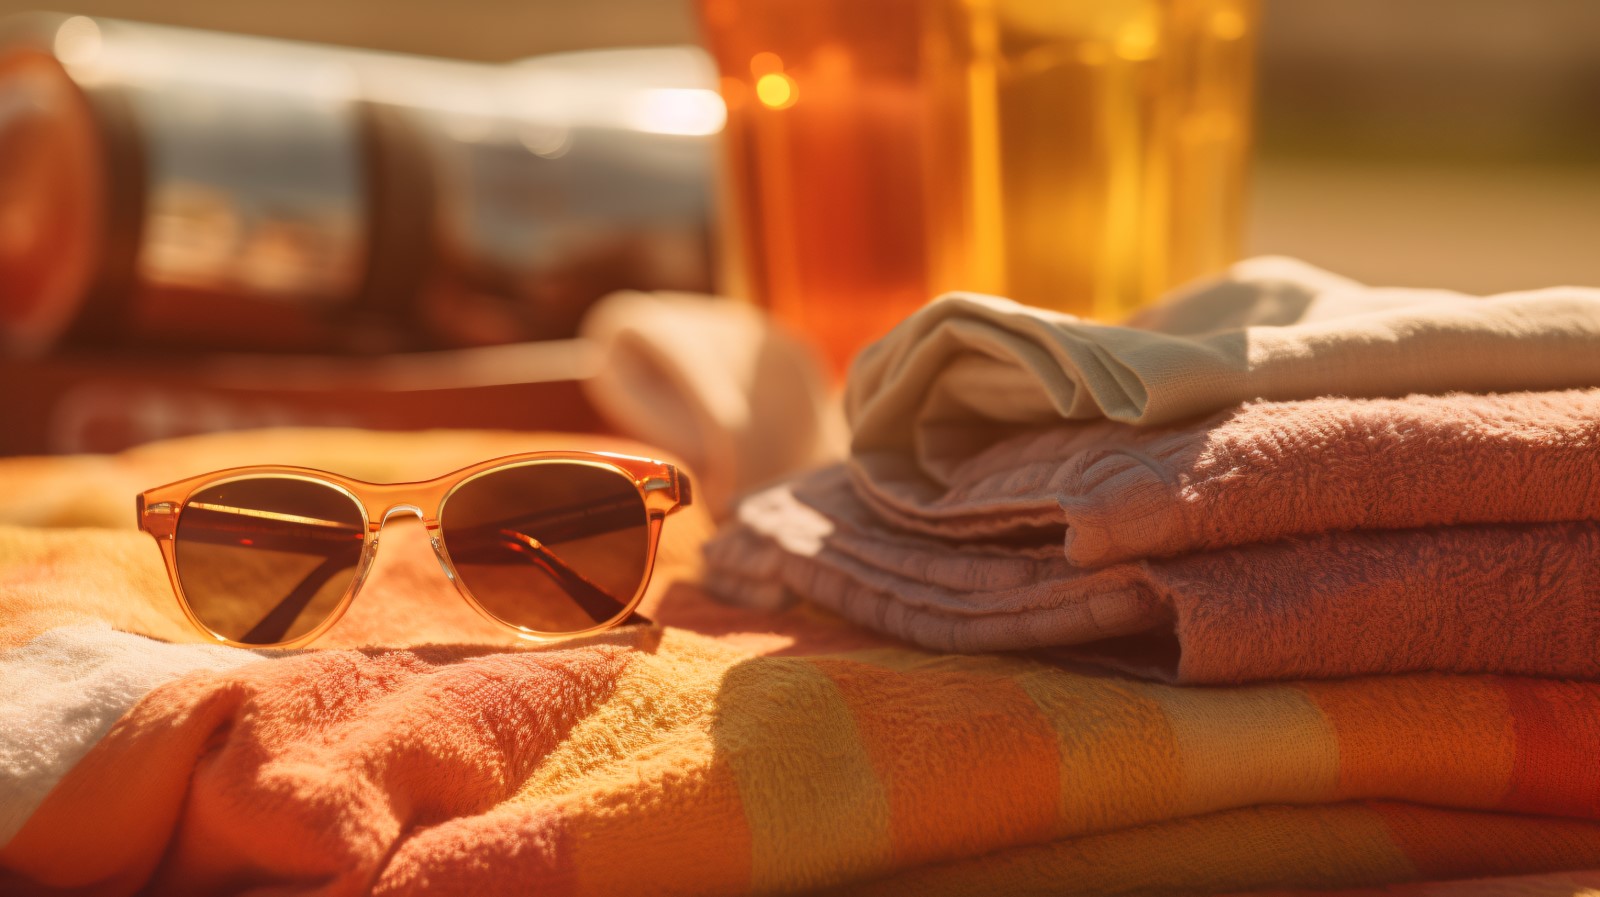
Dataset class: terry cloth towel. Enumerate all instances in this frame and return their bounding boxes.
[852,387,1600,566]
[705,464,1600,683]
[9,430,1600,897]
[580,290,844,515]
[848,255,1600,483]
[703,259,1600,677]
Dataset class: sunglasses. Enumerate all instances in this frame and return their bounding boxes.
[137,451,692,648]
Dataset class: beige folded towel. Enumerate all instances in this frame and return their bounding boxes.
[849,256,1600,482]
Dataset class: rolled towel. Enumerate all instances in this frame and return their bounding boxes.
[580,290,843,514]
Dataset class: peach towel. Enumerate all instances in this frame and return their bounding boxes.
[854,388,1600,566]
[706,462,1600,682]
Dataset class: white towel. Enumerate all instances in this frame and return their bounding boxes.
[580,290,843,513]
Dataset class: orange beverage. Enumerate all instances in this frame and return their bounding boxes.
[701,0,1257,376]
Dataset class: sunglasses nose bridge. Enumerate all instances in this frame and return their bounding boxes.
[361,481,444,528]
[378,504,426,528]
[371,503,455,583]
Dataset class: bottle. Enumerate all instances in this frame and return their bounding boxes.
[0,13,723,357]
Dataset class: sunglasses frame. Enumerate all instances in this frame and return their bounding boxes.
[137,450,692,649]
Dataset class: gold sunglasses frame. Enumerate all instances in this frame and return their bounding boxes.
[137,451,692,649]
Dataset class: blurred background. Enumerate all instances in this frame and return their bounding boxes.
[15,0,1595,292]
[1,0,1596,461]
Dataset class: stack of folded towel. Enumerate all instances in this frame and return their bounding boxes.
[705,256,1600,684]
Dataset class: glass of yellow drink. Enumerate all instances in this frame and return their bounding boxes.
[701,0,1258,376]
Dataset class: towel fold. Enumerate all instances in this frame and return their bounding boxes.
[708,259,1600,681]
[849,256,1600,482]
[853,388,1600,567]
[707,465,1600,683]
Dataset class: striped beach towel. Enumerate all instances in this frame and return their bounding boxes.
[4,429,1600,896]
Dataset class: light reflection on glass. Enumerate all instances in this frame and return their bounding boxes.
[624,87,726,136]
[754,72,796,109]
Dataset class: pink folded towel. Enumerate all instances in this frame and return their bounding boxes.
[705,464,1600,683]
[852,388,1600,567]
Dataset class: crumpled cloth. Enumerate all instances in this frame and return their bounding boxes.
[848,256,1600,482]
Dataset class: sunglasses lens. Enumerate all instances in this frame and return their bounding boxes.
[440,461,651,633]
[174,477,366,645]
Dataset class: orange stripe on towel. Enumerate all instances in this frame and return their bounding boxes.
[1374,801,1600,882]
[567,756,752,896]
[1305,676,1517,807]
[0,677,252,894]
[813,655,1060,869]
[5,643,639,896]
[1499,678,1600,818]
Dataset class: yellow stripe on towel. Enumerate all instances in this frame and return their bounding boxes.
[713,656,892,893]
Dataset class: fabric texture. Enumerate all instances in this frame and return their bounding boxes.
[706,464,1600,682]
[5,429,1600,895]
[580,289,844,514]
[707,260,1600,677]
[852,388,1600,567]
[848,256,1600,482]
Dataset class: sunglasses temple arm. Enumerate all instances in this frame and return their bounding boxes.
[497,530,650,625]
[481,498,645,547]
[238,553,360,645]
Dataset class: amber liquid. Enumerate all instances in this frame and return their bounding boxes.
[702,0,1257,376]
